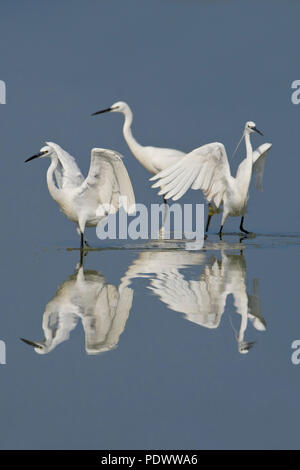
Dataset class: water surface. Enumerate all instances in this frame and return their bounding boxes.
[1,234,299,449]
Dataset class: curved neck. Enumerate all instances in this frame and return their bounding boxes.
[121,106,145,161]
[237,131,253,190]
[46,156,61,202]
[244,131,253,162]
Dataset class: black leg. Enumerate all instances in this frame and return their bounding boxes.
[163,196,168,206]
[218,225,223,239]
[206,204,214,233]
[240,216,249,234]
[80,232,84,249]
[206,214,212,233]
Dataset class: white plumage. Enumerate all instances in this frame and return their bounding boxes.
[123,248,266,353]
[92,101,186,176]
[25,143,136,247]
[21,262,133,355]
[151,122,272,235]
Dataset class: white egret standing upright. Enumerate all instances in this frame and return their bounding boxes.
[25,142,136,248]
[91,101,186,202]
[151,122,271,236]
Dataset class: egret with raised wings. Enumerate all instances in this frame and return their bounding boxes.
[21,255,133,355]
[122,247,266,354]
[25,143,136,248]
[91,101,186,201]
[151,121,271,236]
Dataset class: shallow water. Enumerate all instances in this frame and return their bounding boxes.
[0,234,299,449]
[1,0,300,451]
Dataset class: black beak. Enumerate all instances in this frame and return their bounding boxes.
[20,337,43,349]
[253,127,263,136]
[25,150,47,163]
[91,107,112,116]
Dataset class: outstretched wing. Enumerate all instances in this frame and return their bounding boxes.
[247,279,266,331]
[46,141,84,188]
[252,143,272,191]
[236,143,272,192]
[83,148,136,215]
[84,285,134,354]
[148,256,228,328]
[150,142,231,208]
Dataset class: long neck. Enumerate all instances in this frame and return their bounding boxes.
[122,106,147,165]
[46,156,61,203]
[237,131,253,192]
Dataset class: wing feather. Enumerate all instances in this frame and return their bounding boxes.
[171,171,196,201]
[84,148,136,214]
[46,141,84,189]
[252,143,272,191]
[236,143,272,192]
[151,142,231,207]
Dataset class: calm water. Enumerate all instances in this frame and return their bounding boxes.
[1,0,300,451]
[0,234,299,449]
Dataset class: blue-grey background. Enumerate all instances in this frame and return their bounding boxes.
[0,0,300,450]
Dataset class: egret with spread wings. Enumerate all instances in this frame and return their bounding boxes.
[122,247,266,354]
[150,122,271,236]
[20,257,133,355]
[25,142,136,247]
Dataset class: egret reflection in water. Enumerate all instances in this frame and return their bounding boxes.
[123,243,266,354]
[21,240,266,356]
[21,256,133,355]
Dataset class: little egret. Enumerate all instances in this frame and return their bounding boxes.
[21,255,133,355]
[25,142,136,248]
[92,101,186,202]
[122,246,265,354]
[150,122,272,236]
